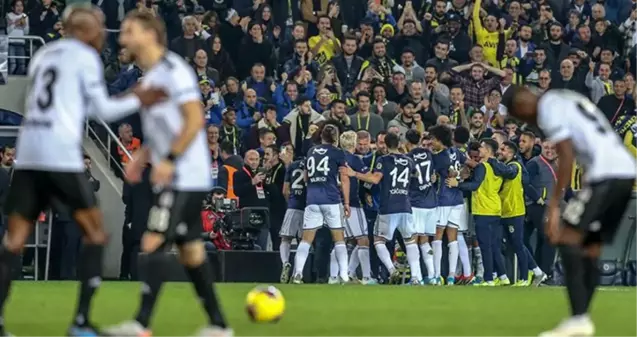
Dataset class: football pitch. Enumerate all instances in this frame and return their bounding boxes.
[5,282,636,336]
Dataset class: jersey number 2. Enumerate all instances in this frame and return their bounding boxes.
[35,67,58,111]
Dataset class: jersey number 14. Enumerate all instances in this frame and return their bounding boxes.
[390,167,409,187]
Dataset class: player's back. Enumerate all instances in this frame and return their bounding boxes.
[538,90,636,183]
[376,153,413,214]
[433,147,466,206]
[305,144,345,205]
[17,39,99,172]
[344,151,365,208]
[140,51,212,192]
[286,159,307,210]
[408,147,437,209]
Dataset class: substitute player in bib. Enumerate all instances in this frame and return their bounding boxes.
[104,11,230,337]
[279,158,306,283]
[291,125,351,284]
[404,129,437,284]
[343,132,423,285]
[0,5,166,336]
[503,87,636,337]
[430,125,467,285]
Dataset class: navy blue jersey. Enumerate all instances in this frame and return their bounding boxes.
[433,146,466,207]
[305,144,346,205]
[345,152,366,208]
[407,148,438,209]
[285,160,306,210]
[374,153,415,215]
[360,151,381,212]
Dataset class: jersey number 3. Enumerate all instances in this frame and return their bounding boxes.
[34,67,58,111]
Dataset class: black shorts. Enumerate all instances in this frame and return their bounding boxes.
[562,178,635,246]
[4,169,98,222]
[147,188,207,246]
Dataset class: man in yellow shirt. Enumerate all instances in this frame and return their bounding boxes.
[446,138,503,286]
[308,15,341,66]
[472,0,512,67]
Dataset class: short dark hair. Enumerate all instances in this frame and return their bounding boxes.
[385,132,400,149]
[424,64,438,73]
[321,124,339,144]
[521,130,536,139]
[405,129,421,145]
[428,125,453,147]
[265,144,280,155]
[258,128,275,139]
[502,140,518,153]
[454,126,470,145]
[220,141,234,155]
[264,104,277,113]
[356,91,371,100]
[481,138,499,154]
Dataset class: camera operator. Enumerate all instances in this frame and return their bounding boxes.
[217,141,243,200]
[234,150,270,250]
[201,187,232,251]
[263,145,286,249]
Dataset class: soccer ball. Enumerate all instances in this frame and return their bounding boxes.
[245,285,285,323]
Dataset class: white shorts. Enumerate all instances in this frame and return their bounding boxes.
[345,207,367,238]
[438,204,468,231]
[412,207,437,235]
[279,209,303,237]
[374,213,415,240]
[303,204,344,230]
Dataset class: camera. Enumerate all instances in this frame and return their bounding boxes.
[210,201,269,250]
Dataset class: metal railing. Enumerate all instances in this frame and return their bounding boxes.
[84,118,133,179]
[24,211,53,281]
[7,35,46,61]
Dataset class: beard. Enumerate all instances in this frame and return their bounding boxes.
[549,34,562,42]
[519,35,531,42]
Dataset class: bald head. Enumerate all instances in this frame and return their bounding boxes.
[244,150,260,170]
[63,5,105,51]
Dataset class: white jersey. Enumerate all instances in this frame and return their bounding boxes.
[537,90,636,183]
[16,39,141,172]
[140,51,212,192]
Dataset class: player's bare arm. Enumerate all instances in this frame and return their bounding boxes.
[339,167,351,218]
[125,147,150,184]
[546,139,575,244]
[282,182,291,201]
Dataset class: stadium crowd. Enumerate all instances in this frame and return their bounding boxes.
[0,0,636,283]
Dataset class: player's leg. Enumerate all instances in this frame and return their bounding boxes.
[0,171,47,336]
[328,248,340,283]
[504,216,529,286]
[347,207,373,283]
[324,204,349,283]
[473,215,495,285]
[279,209,302,283]
[292,205,323,283]
[49,172,108,334]
[417,208,436,284]
[432,207,448,284]
[372,215,397,277]
[446,205,465,285]
[456,232,473,283]
[399,213,422,284]
[527,246,546,286]
[347,245,360,280]
[490,219,510,285]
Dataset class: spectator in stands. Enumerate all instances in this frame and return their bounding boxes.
[283,96,324,158]
[598,78,636,123]
[322,98,351,130]
[193,49,220,86]
[30,0,58,39]
[0,146,14,172]
[6,0,29,75]
[110,123,140,178]
[207,36,235,82]
[446,86,471,129]
[242,63,275,102]
[332,34,364,94]
[351,91,384,138]
[586,61,616,104]
[451,62,506,110]
[468,110,493,141]
[104,48,132,85]
[207,125,223,187]
[234,149,269,249]
[238,21,275,79]
[283,39,320,80]
[248,105,288,150]
[218,107,243,155]
[169,15,207,62]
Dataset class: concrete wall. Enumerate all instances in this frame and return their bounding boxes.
[0,76,28,115]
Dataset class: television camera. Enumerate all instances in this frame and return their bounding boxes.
[204,195,269,250]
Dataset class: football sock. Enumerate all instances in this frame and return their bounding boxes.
[74,244,104,327]
[334,242,349,282]
[473,246,484,278]
[293,241,310,276]
[0,246,19,335]
[357,246,371,278]
[279,241,290,264]
[432,240,443,278]
[448,241,459,279]
[185,260,227,328]
[374,242,395,273]
[419,243,435,278]
[405,243,422,281]
[135,252,166,327]
[329,249,338,278]
[558,244,588,316]
[499,274,509,281]
[348,246,360,276]
[457,234,472,277]
[533,267,543,276]
[582,255,599,312]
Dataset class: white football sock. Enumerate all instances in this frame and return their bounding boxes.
[448,241,459,279]
[457,234,472,277]
[374,242,395,273]
[419,243,435,278]
[533,267,543,276]
[329,249,339,278]
[279,241,291,264]
[432,240,443,278]
[499,274,509,281]
[357,246,371,278]
[348,246,360,276]
[406,243,422,281]
[334,242,349,282]
[473,246,484,278]
[293,241,311,276]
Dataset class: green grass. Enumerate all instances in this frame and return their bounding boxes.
[4,282,636,336]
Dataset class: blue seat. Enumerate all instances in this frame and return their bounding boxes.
[598,260,624,286]
[624,260,636,286]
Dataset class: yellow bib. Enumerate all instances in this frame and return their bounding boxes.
[471,162,503,216]
[500,161,525,218]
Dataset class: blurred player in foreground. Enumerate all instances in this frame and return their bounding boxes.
[104,10,230,337]
[503,87,636,336]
